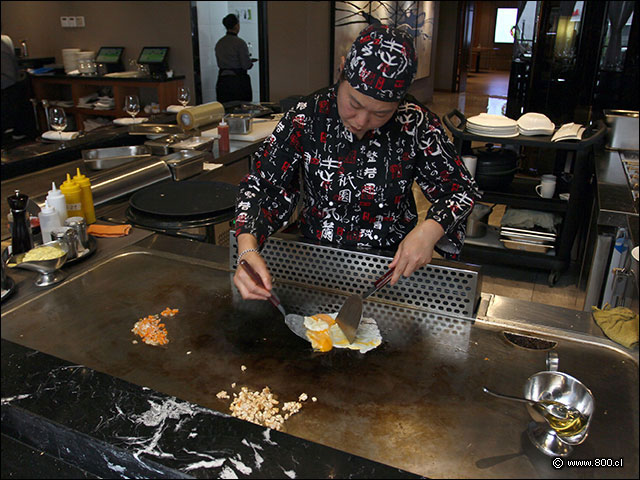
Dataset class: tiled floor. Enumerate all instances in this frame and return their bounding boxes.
[415,70,587,312]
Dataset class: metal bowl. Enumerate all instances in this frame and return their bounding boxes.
[225,114,253,134]
[524,370,595,456]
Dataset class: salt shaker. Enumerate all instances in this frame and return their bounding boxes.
[52,226,78,260]
[65,216,89,249]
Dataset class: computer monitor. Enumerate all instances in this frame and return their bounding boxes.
[96,47,124,64]
[95,47,124,73]
[137,47,169,65]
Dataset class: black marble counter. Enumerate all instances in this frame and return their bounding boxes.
[1,338,420,479]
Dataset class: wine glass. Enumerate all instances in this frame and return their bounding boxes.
[177,87,190,107]
[124,95,140,121]
[49,106,67,141]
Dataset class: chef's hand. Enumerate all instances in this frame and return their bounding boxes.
[233,234,273,301]
[388,219,445,285]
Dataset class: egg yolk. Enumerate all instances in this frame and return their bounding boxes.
[305,314,336,352]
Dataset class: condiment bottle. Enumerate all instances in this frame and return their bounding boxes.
[72,168,96,224]
[46,181,67,225]
[60,173,84,219]
[38,200,62,243]
[218,117,230,153]
[7,189,33,254]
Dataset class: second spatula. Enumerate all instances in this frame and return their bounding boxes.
[335,268,395,344]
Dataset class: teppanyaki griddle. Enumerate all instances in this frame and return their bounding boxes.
[129,180,238,217]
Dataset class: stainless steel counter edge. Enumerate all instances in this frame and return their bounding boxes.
[475,294,639,366]
[594,149,639,244]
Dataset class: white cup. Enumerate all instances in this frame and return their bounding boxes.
[535,174,556,198]
[462,155,477,178]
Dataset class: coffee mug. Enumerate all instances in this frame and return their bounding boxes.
[461,155,477,178]
[536,174,556,198]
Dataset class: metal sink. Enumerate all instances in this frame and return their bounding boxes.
[1,240,637,478]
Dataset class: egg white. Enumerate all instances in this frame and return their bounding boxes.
[303,312,382,353]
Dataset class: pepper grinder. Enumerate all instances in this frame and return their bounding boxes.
[7,189,34,255]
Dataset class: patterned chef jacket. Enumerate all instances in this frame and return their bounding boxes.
[235,83,481,259]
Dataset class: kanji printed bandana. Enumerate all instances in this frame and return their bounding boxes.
[344,23,418,102]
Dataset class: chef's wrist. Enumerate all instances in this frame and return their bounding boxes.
[419,219,445,246]
[237,248,260,264]
[236,233,261,265]
[237,233,259,251]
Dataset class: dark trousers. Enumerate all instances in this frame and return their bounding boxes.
[216,72,252,104]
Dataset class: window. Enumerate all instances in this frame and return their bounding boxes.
[494,7,518,43]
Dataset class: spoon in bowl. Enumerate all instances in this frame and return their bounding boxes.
[482,386,580,420]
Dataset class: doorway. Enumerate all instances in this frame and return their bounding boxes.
[191,1,263,105]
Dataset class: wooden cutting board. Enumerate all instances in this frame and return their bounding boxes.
[229,119,279,142]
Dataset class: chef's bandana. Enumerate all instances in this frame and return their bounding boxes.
[344,23,418,102]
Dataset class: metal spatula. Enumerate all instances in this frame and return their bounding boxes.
[239,260,307,339]
[335,268,395,344]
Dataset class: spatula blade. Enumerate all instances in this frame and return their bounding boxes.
[335,295,363,344]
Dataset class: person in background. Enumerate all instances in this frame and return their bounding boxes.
[2,28,33,142]
[215,13,255,104]
[233,23,481,302]
[1,31,23,140]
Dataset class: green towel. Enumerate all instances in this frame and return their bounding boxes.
[592,305,639,349]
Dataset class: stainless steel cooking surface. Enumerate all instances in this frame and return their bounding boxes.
[2,240,637,478]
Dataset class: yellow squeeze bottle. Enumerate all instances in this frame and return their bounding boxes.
[72,168,96,224]
[60,173,84,219]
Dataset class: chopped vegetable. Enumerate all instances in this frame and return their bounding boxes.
[132,314,168,346]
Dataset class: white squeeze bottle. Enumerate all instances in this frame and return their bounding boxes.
[38,200,62,243]
[46,181,67,225]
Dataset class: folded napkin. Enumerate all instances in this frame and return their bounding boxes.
[113,117,149,125]
[166,105,185,113]
[42,130,80,141]
[592,305,639,349]
[87,224,132,238]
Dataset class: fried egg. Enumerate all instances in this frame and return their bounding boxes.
[303,312,382,353]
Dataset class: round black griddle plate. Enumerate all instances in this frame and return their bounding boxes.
[129,181,239,217]
[125,206,235,230]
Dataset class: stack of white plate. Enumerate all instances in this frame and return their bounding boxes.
[62,48,81,73]
[466,113,519,138]
[517,112,555,136]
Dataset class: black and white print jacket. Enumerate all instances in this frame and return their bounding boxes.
[234,83,481,259]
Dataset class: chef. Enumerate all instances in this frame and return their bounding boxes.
[233,23,481,301]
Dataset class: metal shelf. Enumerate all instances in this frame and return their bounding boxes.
[480,177,569,212]
[443,110,604,285]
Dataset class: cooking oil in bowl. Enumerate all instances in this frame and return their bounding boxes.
[535,401,588,437]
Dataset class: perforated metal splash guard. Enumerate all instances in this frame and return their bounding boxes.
[230,233,483,318]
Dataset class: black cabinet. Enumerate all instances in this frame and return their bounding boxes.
[443,110,607,285]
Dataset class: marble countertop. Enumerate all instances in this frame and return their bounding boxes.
[1,232,420,479]
[2,339,418,479]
